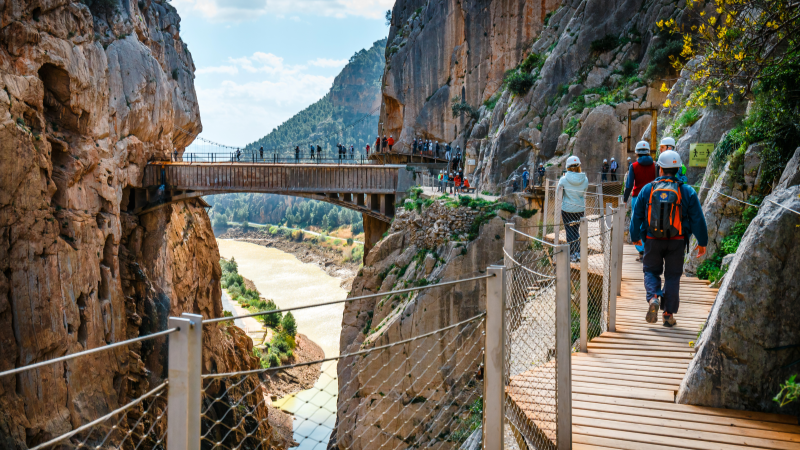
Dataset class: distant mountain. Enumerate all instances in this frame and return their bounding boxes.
[244,38,387,157]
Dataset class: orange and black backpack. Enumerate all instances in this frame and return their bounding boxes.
[647,179,686,238]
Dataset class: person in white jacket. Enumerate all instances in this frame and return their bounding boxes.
[558,156,589,262]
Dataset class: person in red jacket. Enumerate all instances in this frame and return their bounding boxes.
[375,137,381,154]
[623,140,658,261]
[387,135,395,152]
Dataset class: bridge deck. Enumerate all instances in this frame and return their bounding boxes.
[508,245,800,449]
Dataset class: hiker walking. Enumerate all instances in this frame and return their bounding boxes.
[259,146,264,160]
[317,145,322,159]
[382,136,388,152]
[630,150,708,328]
[522,167,530,190]
[624,141,658,262]
[610,157,618,181]
[537,163,546,186]
[558,156,589,262]
[387,135,395,152]
[294,146,299,161]
[365,143,371,156]
[602,159,610,182]
[375,136,381,154]
[310,144,315,160]
[412,138,418,155]
[236,148,241,161]
[350,144,355,159]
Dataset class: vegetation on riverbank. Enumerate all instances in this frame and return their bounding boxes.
[220,258,299,367]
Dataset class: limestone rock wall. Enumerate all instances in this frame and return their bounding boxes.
[0,2,279,448]
[677,153,800,415]
[379,0,699,194]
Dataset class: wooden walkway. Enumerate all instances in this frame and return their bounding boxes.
[509,244,800,449]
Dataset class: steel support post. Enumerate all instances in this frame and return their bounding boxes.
[616,197,625,290]
[484,266,506,450]
[167,314,203,450]
[555,244,572,449]
[504,222,515,269]
[579,217,589,352]
[543,178,550,236]
[608,208,621,332]
[553,184,563,245]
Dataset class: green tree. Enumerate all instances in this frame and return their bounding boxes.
[259,299,282,329]
[212,213,228,229]
[281,312,297,337]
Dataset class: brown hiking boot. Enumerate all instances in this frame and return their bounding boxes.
[663,313,677,327]
[646,297,660,324]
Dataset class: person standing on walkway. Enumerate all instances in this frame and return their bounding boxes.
[522,167,530,190]
[375,136,381,154]
[259,146,264,160]
[412,138,418,155]
[630,150,708,328]
[317,145,322,160]
[624,141,658,261]
[602,159,609,182]
[294,146,300,161]
[350,144,355,159]
[365,143,370,156]
[387,135,395,152]
[537,163,546,186]
[382,136,388,152]
[309,144,315,160]
[558,156,589,262]
[236,148,241,161]
[610,157,618,181]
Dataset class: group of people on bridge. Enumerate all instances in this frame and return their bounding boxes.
[553,136,707,329]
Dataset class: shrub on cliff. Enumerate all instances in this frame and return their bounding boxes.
[505,71,535,95]
[450,98,479,120]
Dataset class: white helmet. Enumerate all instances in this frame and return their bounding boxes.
[611,157,615,161]
[627,157,631,161]
[635,140,650,154]
[660,137,676,148]
[603,159,608,163]
[566,156,581,167]
[539,163,544,166]
[657,150,682,168]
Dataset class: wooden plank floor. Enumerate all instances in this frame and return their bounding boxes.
[509,244,800,450]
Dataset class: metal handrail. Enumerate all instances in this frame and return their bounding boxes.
[203,273,495,324]
[0,328,180,378]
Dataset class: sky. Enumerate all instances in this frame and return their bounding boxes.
[172,0,392,148]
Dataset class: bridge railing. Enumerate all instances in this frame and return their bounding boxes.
[166,152,373,165]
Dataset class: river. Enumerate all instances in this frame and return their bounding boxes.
[217,239,347,450]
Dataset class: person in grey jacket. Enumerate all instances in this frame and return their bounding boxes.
[558,156,589,262]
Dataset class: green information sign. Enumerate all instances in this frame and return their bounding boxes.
[689,143,713,167]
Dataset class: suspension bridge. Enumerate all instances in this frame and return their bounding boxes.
[5,183,800,450]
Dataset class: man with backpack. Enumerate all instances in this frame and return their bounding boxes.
[630,150,708,328]
[624,141,658,261]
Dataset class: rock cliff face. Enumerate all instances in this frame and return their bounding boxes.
[0,1,283,448]
[677,152,800,415]
[333,198,513,449]
[380,0,697,193]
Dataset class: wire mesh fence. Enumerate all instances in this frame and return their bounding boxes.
[199,314,486,450]
[503,229,560,450]
[30,383,169,450]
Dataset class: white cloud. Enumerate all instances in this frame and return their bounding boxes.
[308,58,348,68]
[196,65,239,75]
[172,0,393,22]
[191,51,336,145]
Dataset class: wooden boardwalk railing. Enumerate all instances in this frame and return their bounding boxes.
[508,244,800,449]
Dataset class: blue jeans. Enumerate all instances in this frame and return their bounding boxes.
[630,197,645,253]
[642,239,685,314]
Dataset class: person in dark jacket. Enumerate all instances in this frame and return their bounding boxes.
[624,140,658,260]
[630,150,708,328]
[259,146,264,160]
[601,159,610,182]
